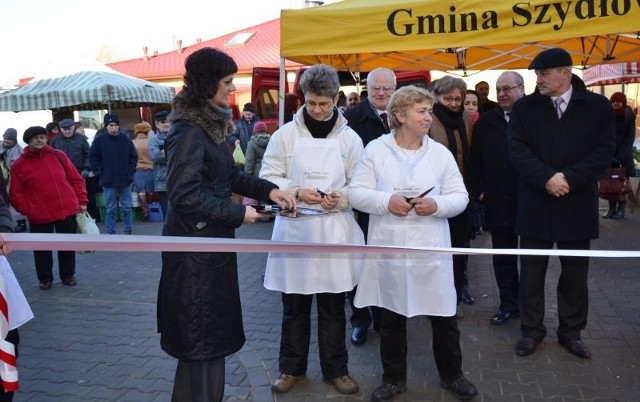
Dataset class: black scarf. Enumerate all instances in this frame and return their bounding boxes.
[432,102,476,194]
[303,107,339,138]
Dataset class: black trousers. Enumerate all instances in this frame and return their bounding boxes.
[490,226,519,313]
[279,292,348,380]
[379,308,462,386]
[171,357,225,402]
[30,215,77,283]
[519,236,590,341]
[448,212,470,304]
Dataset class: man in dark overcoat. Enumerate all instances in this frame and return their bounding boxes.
[508,48,615,359]
[472,71,525,326]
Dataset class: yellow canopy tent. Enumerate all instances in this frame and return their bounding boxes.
[280,0,640,72]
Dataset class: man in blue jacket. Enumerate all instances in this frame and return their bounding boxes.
[508,48,615,359]
[89,114,138,234]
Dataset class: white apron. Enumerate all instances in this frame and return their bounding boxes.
[264,137,364,294]
[354,149,456,317]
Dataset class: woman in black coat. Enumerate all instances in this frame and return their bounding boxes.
[603,92,636,219]
[156,47,294,402]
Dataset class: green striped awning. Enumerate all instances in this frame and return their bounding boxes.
[0,70,175,112]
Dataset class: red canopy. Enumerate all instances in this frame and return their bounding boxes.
[583,62,640,87]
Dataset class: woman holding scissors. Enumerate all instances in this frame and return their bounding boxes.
[349,85,478,401]
[260,64,364,395]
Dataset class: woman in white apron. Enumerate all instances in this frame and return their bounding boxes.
[349,86,478,401]
[260,64,364,396]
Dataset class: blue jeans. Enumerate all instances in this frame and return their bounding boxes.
[103,186,133,234]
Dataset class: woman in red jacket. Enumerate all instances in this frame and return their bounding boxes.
[9,126,88,290]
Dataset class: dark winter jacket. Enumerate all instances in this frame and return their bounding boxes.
[234,117,260,154]
[9,146,88,224]
[613,106,636,177]
[244,133,270,176]
[49,133,91,175]
[471,107,518,228]
[157,115,277,361]
[89,131,137,187]
[508,74,615,241]
[343,98,388,147]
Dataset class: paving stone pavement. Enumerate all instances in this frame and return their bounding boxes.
[5,199,640,401]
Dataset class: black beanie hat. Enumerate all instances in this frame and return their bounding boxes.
[104,113,120,126]
[243,103,255,113]
[23,126,48,144]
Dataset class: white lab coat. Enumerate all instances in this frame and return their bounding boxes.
[260,109,365,294]
[349,132,468,317]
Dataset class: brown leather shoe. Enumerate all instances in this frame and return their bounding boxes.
[271,373,301,393]
[62,276,77,286]
[325,375,359,394]
[559,338,592,359]
[39,281,53,290]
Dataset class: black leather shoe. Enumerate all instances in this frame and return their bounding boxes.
[440,376,478,400]
[490,310,519,325]
[559,338,591,359]
[371,383,406,401]
[515,337,541,356]
[350,327,367,345]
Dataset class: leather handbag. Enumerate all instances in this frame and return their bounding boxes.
[598,167,632,199]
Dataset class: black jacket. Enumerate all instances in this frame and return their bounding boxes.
[508,75,615,241]
[343,99,387,147]
[471,107,518,228]
[157,119,277,361]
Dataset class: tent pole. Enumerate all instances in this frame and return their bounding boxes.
[279,58,285,127]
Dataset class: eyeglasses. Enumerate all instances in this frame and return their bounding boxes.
[496,85,521,94]
[305,100,334,111]
[442,96,463,104]
[369,86,395,93]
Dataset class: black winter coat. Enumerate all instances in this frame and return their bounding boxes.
[471,107,518,228]
[508,75,615,241]
[343,99,387,147]
[157,119,277,361]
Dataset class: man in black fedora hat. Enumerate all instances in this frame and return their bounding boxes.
[508,47,615,359]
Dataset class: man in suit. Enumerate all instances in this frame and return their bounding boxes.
[343,67,396,345]
[471,71,524,326]
[508,48,615,359]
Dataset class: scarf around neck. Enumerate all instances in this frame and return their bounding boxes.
[432,102,475,193]
[169,98,235,144]
[303,107,339,138]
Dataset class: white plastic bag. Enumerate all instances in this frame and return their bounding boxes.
[76,211,100,235]
[76,212,99,253]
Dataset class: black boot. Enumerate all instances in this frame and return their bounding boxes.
[602,201,616,218]
[610,201,626,219]
[461,268,475,305]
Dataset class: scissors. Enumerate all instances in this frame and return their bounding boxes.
[316,188,328,198]
[404,186,435,203]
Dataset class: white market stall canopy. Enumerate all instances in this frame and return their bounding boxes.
[0,60,175,113]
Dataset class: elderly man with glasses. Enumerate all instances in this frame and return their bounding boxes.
[343,67,397,346]
[471,72,526,326]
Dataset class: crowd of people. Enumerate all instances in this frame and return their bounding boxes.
[0,45,635,401]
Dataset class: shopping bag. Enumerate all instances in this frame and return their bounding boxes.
[232,144,245,165]
[76,211,99,253]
